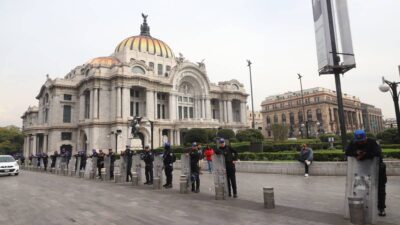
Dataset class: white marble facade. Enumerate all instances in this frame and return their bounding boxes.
[21,15,248,156]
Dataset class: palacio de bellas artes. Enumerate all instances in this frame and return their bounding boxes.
[1,1,400,225]
[21,15,248,156]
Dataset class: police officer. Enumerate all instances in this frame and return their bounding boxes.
[107,149,116,179]
[42,152,49,171]
[190,142,201,193]
[97,150,105,179]
[79,150,87,171]
[50,151,58,168]
[215,138,238,198]
[163,142,176,188]
[122,145,134,182]
[346,130,387,217]
[141,144,154,185]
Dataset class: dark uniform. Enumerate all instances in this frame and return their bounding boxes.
[163,144,176,188]
[346,137,387,216]
[42,153,48,171]
[141,149,154,184]
[79,151,87,171]
[123,148,134,182]
[215,144,238,197]
[108,151,116,179]
[190,149,201,192]
[50,152,58,168]
[36,154,41,167]
[97,151,105,178]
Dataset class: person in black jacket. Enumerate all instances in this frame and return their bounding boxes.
[189,142,202,193]
[163,142,176,188]
[50,151,58,168]
[122,146,134,182]
[215,138,239,198]
[97,150,105,179]
[42,152,48,171]
[78,150,87,171]
[141,144,154,185]
[345,129,387,217]
[107,149,116,179]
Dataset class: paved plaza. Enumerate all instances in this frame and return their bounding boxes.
[0,170,398,225]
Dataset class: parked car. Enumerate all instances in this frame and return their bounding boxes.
[0,155,19,176]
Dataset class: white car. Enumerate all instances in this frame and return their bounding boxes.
[0,155,19,176]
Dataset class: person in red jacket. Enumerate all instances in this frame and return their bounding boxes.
[204,145,214,173]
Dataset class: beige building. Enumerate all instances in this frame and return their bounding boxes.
[361,103,384,134]
[384,118,397,129]
[261,87,364,138]
[21,15,248,157]
[247,109,263,130]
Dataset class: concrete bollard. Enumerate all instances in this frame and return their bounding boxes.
[79,171,85,178]
[153,177,162,190]
[215,185,226,200]
[263,187,275,209]
[131,172,139,186]
[114,174,122,183]
[180,175,188,194]
[348,197,365,225]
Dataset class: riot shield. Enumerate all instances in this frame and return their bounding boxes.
[181,154,191,190]
[67,157,76,176]
[91,157,98,178]
[120,156,127,182]
[212,154,228,200]
[84,159,92,179]
[132,154,142,183]
[75,157,81,176]
[104,156,111,181]
[344,157,379,224]
[153,155,163,189]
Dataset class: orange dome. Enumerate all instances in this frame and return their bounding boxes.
[88,56,120,66]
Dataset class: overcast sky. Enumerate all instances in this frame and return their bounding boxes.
[0,0,399,127]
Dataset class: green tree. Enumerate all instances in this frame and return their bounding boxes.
[0,126,24,155]
[183,128,208,145]
[376,128,400,143]
[236,129,264,142]
[271,124,288,141]
[217,129,235,140]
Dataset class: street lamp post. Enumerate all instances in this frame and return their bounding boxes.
[298,74,309,138]
[108,129,122,154]
[379,76,400,137]
[247,60,255,129]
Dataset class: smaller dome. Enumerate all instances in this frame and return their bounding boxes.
[88,56,120,66]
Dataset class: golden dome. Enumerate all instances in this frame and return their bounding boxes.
[88,56,120,66]
[114,14,174,58]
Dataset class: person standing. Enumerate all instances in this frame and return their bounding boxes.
[141,144,154,185]
[346,129,387,217]
[42,152,48,171]
[79,150,87,171]
[107,149,116,179]
[122,146,134,182]
[204,145,214,173]
[50,151,58,168]
[190,143,202,193]
[163,142,176,188]
[97,150,105,179]
[298,144,313,177]
[215,138,238,198]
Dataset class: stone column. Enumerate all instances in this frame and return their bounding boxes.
[154,91,158,120]
[32,134,37,155]
[201,98,205,119]
[43,134,48,154]
[79,94,85,120]
[219,100,224,122]
[146,90,154,119]
[169,94,176,120]
[205,98,211,120]
[122,87,130,120]
[93,88,98,119]
[176,130,180,146]
[240,102,246,124]
[116,87,122,118]
[227,100,232,123]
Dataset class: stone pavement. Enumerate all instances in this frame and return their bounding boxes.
[0,170,398,225]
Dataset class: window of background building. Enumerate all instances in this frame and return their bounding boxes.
[290,112,295,125]
[189,107,194,119]
[84,91,90,119]
[157,64,163,75]
[132,66,145,75]
[307,109,312,121]
[64,94,72,101]
[149,62,154,70]
[298,111,304,123]
[317,109,323,122]
[63,105,72,123]
[61,132,72,141]
[273,114,278,124]
[178,106,182,119]
[282,113,286,125]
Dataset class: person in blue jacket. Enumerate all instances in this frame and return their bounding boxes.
[298,143,313,177]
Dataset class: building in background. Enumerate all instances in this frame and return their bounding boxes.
[21,15,248,157]
[261,87,364,138]
[384,118,397,129]
[247,108,263,131]
[361,103,384,134]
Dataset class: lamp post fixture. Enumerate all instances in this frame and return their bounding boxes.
[108,129,122,154]
[247,60,255,129]
[297,74,309,139]
[379,75,400,137]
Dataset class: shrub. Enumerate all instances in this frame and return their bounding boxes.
[217,129,235,140]
[271,124,288,141]
[377,128,400,144]
[236,129,264,142]
[319,133,340,142]
[183,128,208,145]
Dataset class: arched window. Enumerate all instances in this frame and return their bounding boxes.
[282,113,286,125]
[157,64,163,75]
[149,62,154,70]
[307,109,312,121]
[289,112,295,125]
[132,66,145,75]
[316,109,323,122]
[266,116,271,125]
[298,111,303,123]
[273,114,278,124]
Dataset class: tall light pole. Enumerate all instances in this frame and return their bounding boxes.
[247,60,255,129]
[298,73,308,138]
[379,75,400,138]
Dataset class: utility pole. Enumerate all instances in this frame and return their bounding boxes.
[298,73,309,138]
